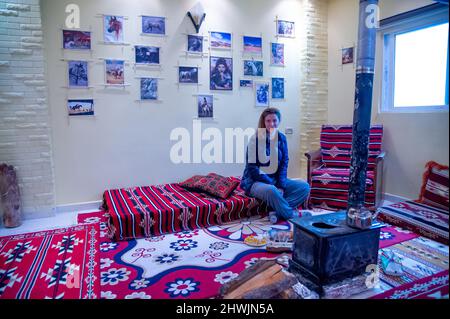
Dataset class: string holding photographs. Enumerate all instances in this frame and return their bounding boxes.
[68,61,88,88]
[135,45,160,65]
[255,82,269,107]
[140,78,158,100]
[179,66,199,84]
[210,56,233,91]
[142,16,166,35]
[243,36,262,54]
[62,30,91,50]
[68,99,94,116]
[271,77,285,99]
[271,43,285,66]
[210,31,232,50]
[342,47,354,64]
[244,60,263,76]
[188,34,203,53]
[197,94,213,118]
[276,20,295,37]
[240,79,253,88]
[103,15,124,43]
[105,59,125,85]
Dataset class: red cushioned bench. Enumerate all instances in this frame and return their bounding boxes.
[102,177,270,241]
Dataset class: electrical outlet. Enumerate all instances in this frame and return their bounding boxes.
[285,127,294,134]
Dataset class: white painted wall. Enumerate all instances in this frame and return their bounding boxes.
[328,0,449,200]
[41,0,306,205]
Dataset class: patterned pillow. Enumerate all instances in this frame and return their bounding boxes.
[193,173,240,199]
[418,161,449,211]
[178,175,204,191]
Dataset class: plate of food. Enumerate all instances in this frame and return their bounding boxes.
[244,235,267,247]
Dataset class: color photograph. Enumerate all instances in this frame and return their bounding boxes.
[103,15,124,43]
[142,16,166,35]
[67,99,94,116]
[342,47,354,64]
[271,77,285,99]
[255,82,269,107]
[187,34,203,53]
[210,31,232,50]
[197,95,213,118]
[135,46,160,65]
[179,66,199,84]
[243,36,262,54]
[210,56,233,90]
[68,61,88,88]
[271,43,285,66]
[62,30,91,50]
[244,60,263,76]
[277,20,295,37]
[105,59,124,85]
[240,79,253,88]
[140,78,158,100]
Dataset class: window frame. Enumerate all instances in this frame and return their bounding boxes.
[380,5,449,114]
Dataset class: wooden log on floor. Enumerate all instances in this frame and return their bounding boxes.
[219,259,299,299]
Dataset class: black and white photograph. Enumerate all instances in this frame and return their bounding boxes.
[277,20,295,37]
[103,15,124,43]
[271,42,285,66]
[342,47,354,64]
[210,31,232,50]
[142,16,165,35]
[240,79,253,88]
[255,82,269,107]
[187,35,203,53]
[271,77,285,99]
[210,56,233,90]
[135,46,160,65]
[140,78,158,100]
[67,99,94,116]
[68,61,88,88]
[197,95,213,118]
[62,30,91,50]
[178,66,199,84]
[244,60,263,76]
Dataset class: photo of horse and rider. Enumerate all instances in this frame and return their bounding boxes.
[197,95,213,118]
[67,99,94,116]
[105,59,125,85]
[135,45,160,65]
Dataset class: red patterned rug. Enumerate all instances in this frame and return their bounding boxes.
[372,270,449,299]
[0,224,100,299]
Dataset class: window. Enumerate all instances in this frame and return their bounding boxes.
[380,4,449,113]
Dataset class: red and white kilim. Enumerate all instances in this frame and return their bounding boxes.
[0,224,100,299]
[418,161,449,211]
[103,177,270,241]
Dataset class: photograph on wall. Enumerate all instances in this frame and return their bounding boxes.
[135,45,160,65]
[244,60,263,76]
[270,42,285,66]
[210,31,232,50]
[271,77,285,99]
[178,66,199,84]
[68,99,94,116]
[103,15,124,43]
[243,36,262,54]
[342,47,354,64]
[62,30,91,50]
[142,16,166,35]
[105,59,125,85]
[197,94,213,118]
[210,56,233,90]
[240,79,253,88]
[255,82,269,107]
[68,61,88,88]
[140,78,158,100]
[276,20,295,37]
[187,34,203,53]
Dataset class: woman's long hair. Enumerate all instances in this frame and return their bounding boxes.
[257,107,281,129]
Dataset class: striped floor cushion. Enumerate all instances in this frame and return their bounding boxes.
[418,161,449,211]
[378,201,449,245]
[103,177,269,241]
[310,167,375,210]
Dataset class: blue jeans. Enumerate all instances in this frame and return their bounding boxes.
[249,179,310,220]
